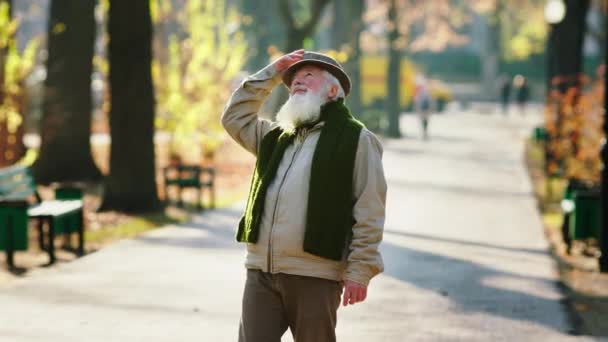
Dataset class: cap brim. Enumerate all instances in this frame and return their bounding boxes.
[282,60,351,96]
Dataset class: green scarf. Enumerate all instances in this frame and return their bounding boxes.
[236,98,364,261]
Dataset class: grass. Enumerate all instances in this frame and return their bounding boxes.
[85,211,186,245]
[535,177,568,205]
[543,211,563,231]
[84,188,248,246]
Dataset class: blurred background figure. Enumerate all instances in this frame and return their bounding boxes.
[498,74,511,115]
[513,75,530,116]
[414,73,432,140]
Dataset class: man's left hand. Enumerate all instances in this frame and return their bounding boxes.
[342,280,367,306]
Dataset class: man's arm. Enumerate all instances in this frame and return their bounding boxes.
[221,50,304,155]
[342,129,387,306]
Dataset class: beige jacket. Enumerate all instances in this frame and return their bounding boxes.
[221,64,386,286]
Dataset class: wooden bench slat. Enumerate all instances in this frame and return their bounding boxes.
[28,200,83,217]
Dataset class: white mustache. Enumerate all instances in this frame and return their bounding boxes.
[291,86,308,93]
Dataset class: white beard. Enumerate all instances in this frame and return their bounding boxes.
[276,90,327,132]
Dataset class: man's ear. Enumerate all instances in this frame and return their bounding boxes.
[328,84,338,99]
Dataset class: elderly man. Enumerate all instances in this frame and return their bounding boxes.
[221,50,387,342]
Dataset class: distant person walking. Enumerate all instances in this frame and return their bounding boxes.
[499,74,511,115]
[514,75,530,115]
[414,74,432,140]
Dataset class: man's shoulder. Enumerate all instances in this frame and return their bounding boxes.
[357,128,384,154]
[359,127,381,141]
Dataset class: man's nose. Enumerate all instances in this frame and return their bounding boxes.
[292,78,303,86]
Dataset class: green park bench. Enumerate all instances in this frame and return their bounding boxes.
[0,165,85,269]
[163,165,215,210]
[560,183,601,253]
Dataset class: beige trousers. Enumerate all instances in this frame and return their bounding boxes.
[239,269,343,342]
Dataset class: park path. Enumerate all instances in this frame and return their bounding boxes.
[0,106,592,341]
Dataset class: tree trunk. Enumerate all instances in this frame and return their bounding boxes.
[286,28,307,52]
[600,13,608,272]
[548,0,590,253]
[481,2,501,99]
[279,0,330,52]
[332,0,364,116]
[32,0,101,183]
[546,26,557,95]
[386,0,401,138]
[99,0,159,212]
[552,0,590,162]
[0,0,23,168]
[240,0,280,71]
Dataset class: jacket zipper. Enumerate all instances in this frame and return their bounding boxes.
[267,138,305,273]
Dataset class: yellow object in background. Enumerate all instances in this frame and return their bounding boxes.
[360,56,416,108]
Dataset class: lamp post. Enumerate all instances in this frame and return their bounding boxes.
[545,0,563,91]
[544,0,566,87]
[543,0,566,203]
[545,0,566,24]
[544,0,566,88]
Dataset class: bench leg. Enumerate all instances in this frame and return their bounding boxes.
[63,216,72,250]
[77,210,85,256]
[48,218,56,264]
[197,187,203,211]
[210,185,215,209]
[37,218,46,251]
[6,215,14,270]
[561,212,572,254]
[177,186,184,207]
[165,185,173,205]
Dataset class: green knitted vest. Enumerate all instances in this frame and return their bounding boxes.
[236,98,364,261]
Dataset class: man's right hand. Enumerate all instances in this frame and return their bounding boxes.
[274,49,305,74]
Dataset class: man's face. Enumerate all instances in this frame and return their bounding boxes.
[290,65,326,97]
[276,65,336,129]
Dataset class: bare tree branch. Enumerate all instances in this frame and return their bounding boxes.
[302,0,331,36]
[278,0,295,31]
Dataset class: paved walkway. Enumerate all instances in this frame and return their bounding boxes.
[0,107,592,341]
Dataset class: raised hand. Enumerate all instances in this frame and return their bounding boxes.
[274,49,305,73]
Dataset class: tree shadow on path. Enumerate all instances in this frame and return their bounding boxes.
[384,229,549,256]
[381,240,578,336]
